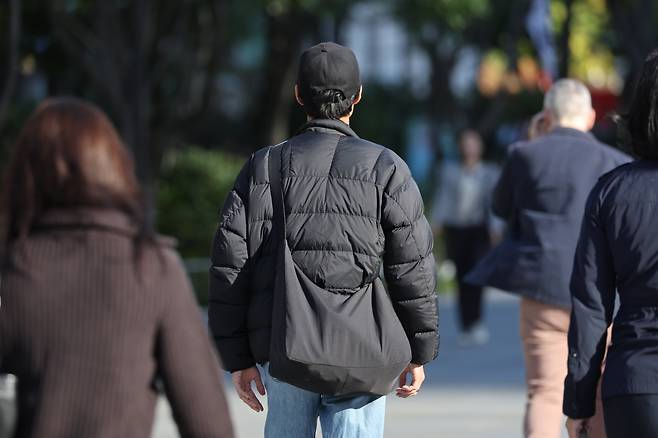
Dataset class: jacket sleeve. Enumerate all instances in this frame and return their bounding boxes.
[157,251,234,438]
[380,151,439,365]
[492,148,522,221]
[485,164,505,234]
[208,158,254,372]
[563,186,616,419]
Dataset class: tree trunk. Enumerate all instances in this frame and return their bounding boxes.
[606,0,657,109]
[425,42,458,157]
[475,0,526,137]
[131,0,154,185]
[251,9,310,149]
[558,0,573,78]
[0,0,21,132]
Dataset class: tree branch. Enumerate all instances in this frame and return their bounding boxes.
[197,0,225,115]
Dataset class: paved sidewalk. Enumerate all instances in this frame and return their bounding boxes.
[153,291,572,438]
[2,290,571,438]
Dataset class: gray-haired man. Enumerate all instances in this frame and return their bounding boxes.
[467,79,630,438]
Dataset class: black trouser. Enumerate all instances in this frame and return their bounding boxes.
[444,225,490,331]
[604,394,658,438]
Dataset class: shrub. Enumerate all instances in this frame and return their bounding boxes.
[157,146,246,304]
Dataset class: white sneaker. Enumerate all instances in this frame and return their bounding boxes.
[457,324,490,347]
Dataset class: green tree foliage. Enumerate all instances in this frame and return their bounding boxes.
[156,146,245,304]
[392,0,490,32]
[42,0,230,193]
[604,0,658,104]
[552,0,616,83]
[157,147,245,259]
[389,0,503,147]
[245,0,355,148]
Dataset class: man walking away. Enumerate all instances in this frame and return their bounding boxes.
[209,42,439,438]
[466,79,630,438]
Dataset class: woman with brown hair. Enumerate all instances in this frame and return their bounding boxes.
[0,97,233,438]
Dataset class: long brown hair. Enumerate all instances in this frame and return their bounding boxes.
[1,97,151,244]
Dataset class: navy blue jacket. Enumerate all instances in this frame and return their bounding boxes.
[564,160,658,418]
[466,127,630,308]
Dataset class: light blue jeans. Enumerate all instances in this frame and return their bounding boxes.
[260,364,386,438]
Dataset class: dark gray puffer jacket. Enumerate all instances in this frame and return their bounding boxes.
[209,119,439,372]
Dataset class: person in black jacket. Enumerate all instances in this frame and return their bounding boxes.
[209,42,439,438]
[564,50,658,438]
[466,79,630,438]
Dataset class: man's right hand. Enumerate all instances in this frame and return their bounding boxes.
[232,366,266,412]
[396,363,425,398]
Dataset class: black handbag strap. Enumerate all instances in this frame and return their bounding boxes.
[268,144,286,242]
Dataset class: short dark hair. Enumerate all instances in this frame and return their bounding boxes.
[625,49,658,160]
[299,88,358,120]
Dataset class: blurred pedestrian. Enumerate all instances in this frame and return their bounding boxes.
[564,49,658,438]
[0,98,233,438]
[209,42,439,438]
[432,129,501,346]
[466,79,630,438]
[528,111,551,140]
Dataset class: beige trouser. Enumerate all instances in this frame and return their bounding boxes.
[520,297,606,438]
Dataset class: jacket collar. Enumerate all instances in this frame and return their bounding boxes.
[549,126,596,141]
[35,207,137,236]
[296,118,360,138]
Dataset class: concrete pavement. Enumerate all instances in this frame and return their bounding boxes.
[1,291,564,437]
[153,291,572,438]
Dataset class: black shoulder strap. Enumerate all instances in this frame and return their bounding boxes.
[268,144,286,242]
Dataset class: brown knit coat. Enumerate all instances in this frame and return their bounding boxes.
[0,208,233,438]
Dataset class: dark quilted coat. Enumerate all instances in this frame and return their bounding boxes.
[209,119,439,372]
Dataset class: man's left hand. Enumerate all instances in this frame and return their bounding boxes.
[396,363,425,398]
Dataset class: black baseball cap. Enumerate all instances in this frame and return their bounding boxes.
[297,42,361,99]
